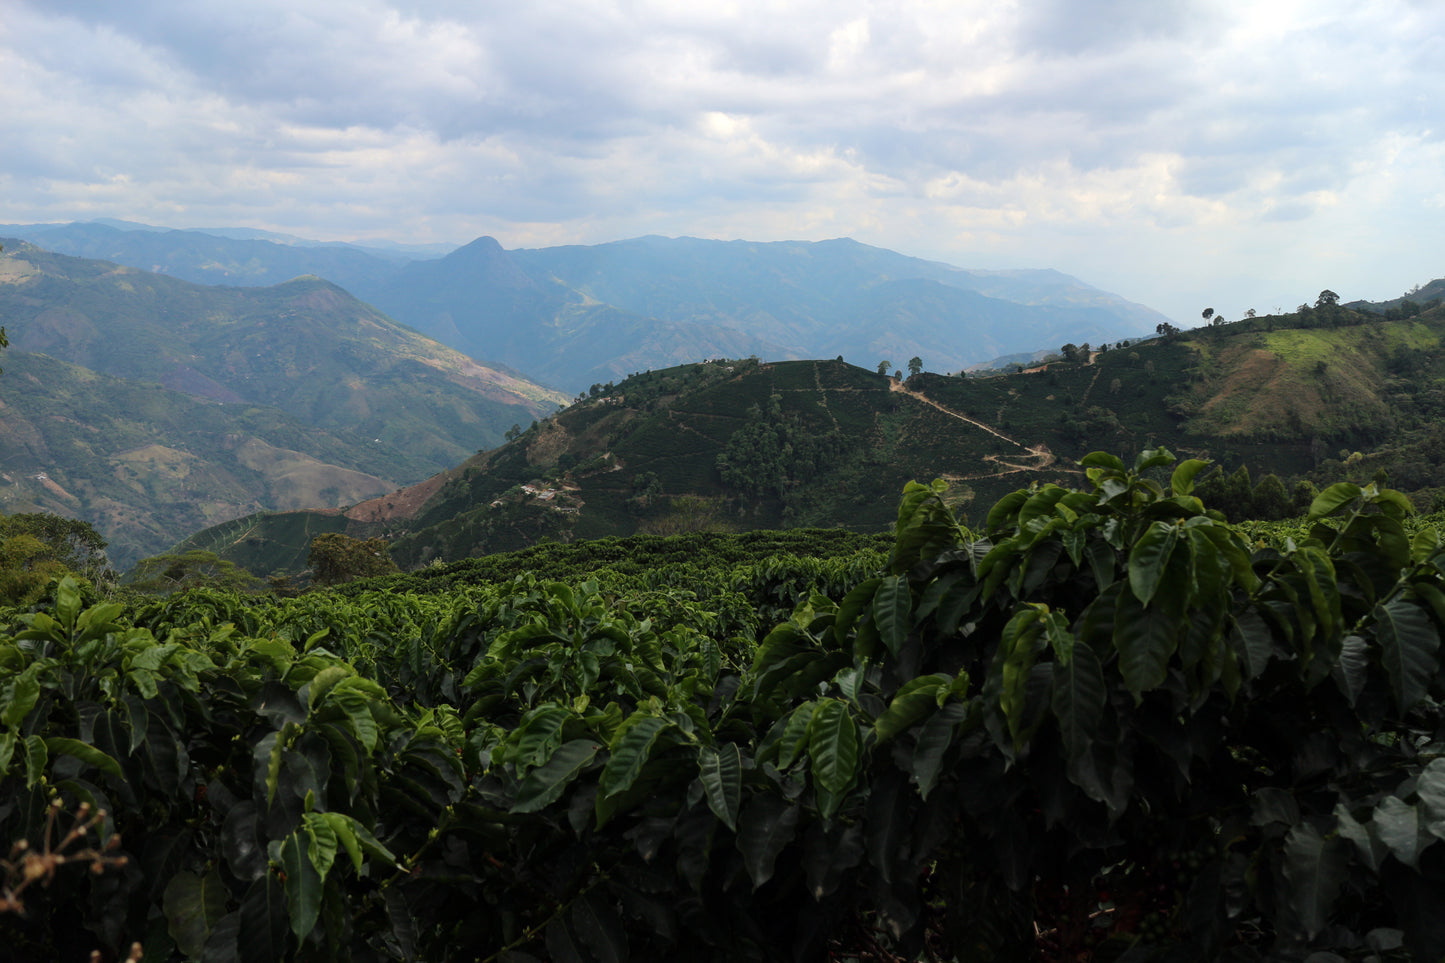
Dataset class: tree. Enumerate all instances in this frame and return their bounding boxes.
[1316,289,1340,308]
[0,534,67,606]
[876,360,892,376]
[0,512,108,580]
[1201,307,1214,322]
[0,512,110,605]
[907,356,923,378]
[307,533,399,586]
[128,550,264,595]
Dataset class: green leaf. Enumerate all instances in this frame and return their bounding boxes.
[1372,797,1430,868]
[1334,803,1388,873]
[43,737,123,779]
[1280,821,1350,940]
[986,490,1030,536]
[513,704,575,768]
[1308,482,1362,522]
[1,664,41,729]
[1080,452,1126,472]
[599,715,669,799]
[512,739,600,814]
[280,830,324,941]
[1370,487,1416,518]
[808,700,860,810]
[331,690,379,754]
[321,813,363,874]
[873,575,912,655]
[997,607,1045,745]
[774,701,818,770]
[240,873,290,963]
[1331,635,1369,706]
[259,727,291,807]
[1127,521,1178,606]
[163,867,227,959]
[0,730,13,774]
[911,702,969,799]
[54,576,81,633]
[1018,485,1068,532]
[1113,588,1175,695]
[698,744,742,832]
[1051,641,1106,793]
[567,889,629,963]
[1170,458,1211,496]
[1416,758,1445,839]
[1229,607,1276,680]
[1133,447,1175,472]
[736,795,800,889]
[306,666,351,711]
[833,577,881,646]
[1373,596,1440,712]
[301,813,339,881]
[24,734,47,788]
[873,676,949,743]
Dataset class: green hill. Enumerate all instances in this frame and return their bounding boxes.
[0,240,568,568]
[179,299,1445,577]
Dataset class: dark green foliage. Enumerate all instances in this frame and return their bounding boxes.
[0,512,108,579]
[1195,465,1303,521]
[306,534,399,586]
[5,456,1445,961]
[0,512,110,605]
[716,393,846,501]
[127,550,265,595]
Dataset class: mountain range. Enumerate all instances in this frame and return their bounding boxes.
[1,221,1172,392]
[0,239,566,568]
[8,221,1435,578]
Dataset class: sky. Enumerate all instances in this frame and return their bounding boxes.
[2,0,1442,324]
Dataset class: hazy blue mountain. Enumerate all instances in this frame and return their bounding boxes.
[504,236,1169,377]
[357,236,793,390]
[0,222,1174,392]
[0,221,407,291]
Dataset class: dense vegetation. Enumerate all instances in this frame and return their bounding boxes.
[4,451,1445,961]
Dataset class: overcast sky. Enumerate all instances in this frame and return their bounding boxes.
[3,0,1442,323]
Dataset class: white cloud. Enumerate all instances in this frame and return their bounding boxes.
[3,0,1444,321]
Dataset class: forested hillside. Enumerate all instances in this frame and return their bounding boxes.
[180,295,1445,579]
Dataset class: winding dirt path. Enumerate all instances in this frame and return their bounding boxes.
[887,379,1058,478]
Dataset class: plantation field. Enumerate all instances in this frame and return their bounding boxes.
[4,455,1445,961]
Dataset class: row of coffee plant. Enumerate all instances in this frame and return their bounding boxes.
[3,450,1444,961]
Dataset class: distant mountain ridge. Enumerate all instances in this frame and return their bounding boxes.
[0,239,568,567]
[1,220,1173,392]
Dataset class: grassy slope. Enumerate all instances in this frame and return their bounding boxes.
[0,351,398,569]
[0,240,570,568]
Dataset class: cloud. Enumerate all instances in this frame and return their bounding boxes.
[4,0,1444,323]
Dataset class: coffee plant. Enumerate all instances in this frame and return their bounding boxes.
[2,449,1443,961]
